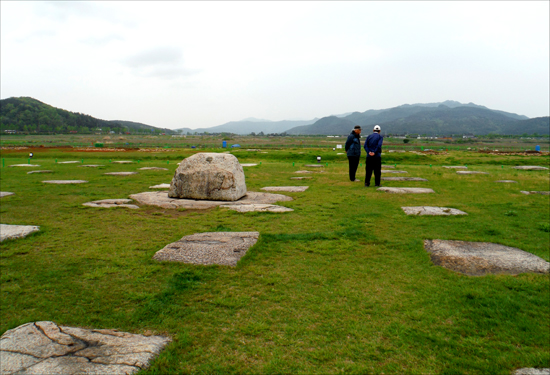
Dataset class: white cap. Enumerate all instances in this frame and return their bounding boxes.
[374,125,381,131]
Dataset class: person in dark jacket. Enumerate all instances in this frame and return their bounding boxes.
[345,125,362,181]
[364,125,383,187]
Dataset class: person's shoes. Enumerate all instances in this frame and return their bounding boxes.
[364,184,370,187]
[375,185,381,187]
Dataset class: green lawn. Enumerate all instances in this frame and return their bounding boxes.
[1,147,549,374]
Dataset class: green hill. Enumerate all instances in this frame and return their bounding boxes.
[0,97,175,134]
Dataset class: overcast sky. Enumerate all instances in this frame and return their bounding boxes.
[1,1,549,129]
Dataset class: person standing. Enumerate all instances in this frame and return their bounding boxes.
[345,125,362,181]
[364,125,383,187]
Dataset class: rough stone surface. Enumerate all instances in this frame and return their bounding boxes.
[304,164,324,167]
[139,167,168,170]
[130,191,292,210]
[381,170,408,174]
[520,191,550,195]
[0,321,170,375]
[381,177,428,181]
[220,204,293,213]
[104,172,138,176]
[261,186,309,192]
[153,232,259,266]
[169,153,246,201]
[378,187,435,194]
[0,192,14,198]
[402,207,467,216]
[82,199,139,209]
[495,180,518,183]
[80,165,103,168]
[514,369,550,375]
[9,164,40,167]
[512,166,549,170]
[290,177,312,180]
[0,224,40,242]
[112,161,133,164]
[58,161,80,164]
[240,163,257,167]
[27,170,53,174]
[424,239,550,276]
[149,183,171,189]
[456,171,489,175]
[42,180,88,184]
[443,166,467,169]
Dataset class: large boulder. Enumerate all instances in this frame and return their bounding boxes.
[168,153,246,201]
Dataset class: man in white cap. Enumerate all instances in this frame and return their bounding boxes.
[363,125,383,187]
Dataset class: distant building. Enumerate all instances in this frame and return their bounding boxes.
[4,130,16,134]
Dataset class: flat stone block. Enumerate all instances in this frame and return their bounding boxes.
[220,204,293,213]
[112,161,133,164]
[443,166,467,169]
[514,368,550,375]
[381,165,395,168]
[424,239,550,276]
[149,183,171,189]
[0,192,14,198]
[495,180,518,183]
[27,170,54,174]
[58,161,80,164]
[0,224,40,241]
[139,167,168,170]
[520,191,550,195]
[381,170,408,174]
[130,191,292,210]
[294,170,313,174]
[153,232,260,266]
[0,321,171,375]
[456,171,489,175]
[512,166,549,170]
[80,165,103,167]
[82,199,139,209]
[42,180,88,184]
[381,177,428,181]
[402,206,467,216]
[240,163,258,167]
[304,164,324,167]
[261,186,309,192]
[9,164,40,167]
[290,177,312,180]
[378,187,435,194]
[105,172,138,176]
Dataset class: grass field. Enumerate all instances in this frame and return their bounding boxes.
[1,143,549,374]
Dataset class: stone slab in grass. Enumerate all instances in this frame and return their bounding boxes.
[80,164,103,168]
[512,166,549,170]
[27,170,54,174]
[104,172,138,176]
[456,171,489,175]
[130,191,292,210]
[9,164,40,167]
[42,180,88,184]
[304,164,324,167]
[0,321,170,375]
[112,161,133,164]
[381,170,408,174]
[290,177,312,180]
[378,187,435,194]
[150,183,171,189]
[220,204,293,213]
[0,224,40,241]
[443,166,467,169]
[381,177,428,181]
[153,231,259,266]
[261,186,309,192]
[294,170,313,174]
[58,161,80,164]
[82,199,139,209]
[0,192,15,198]
[495,180,518,183]
[240,163,257,167]
[402,206,467,216]
[424,239,550,276]
[139,167,168,170]
[514,368,550,375]
[520,191,550,195]
[381,165,395,168]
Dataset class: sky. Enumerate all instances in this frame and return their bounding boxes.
[1,1,549,130]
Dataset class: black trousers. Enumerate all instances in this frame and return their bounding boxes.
[365,156,381,186]
[347,156,360,181]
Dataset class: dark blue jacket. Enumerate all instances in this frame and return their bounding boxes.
[364,133,383,157]
[345,131,361,157]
